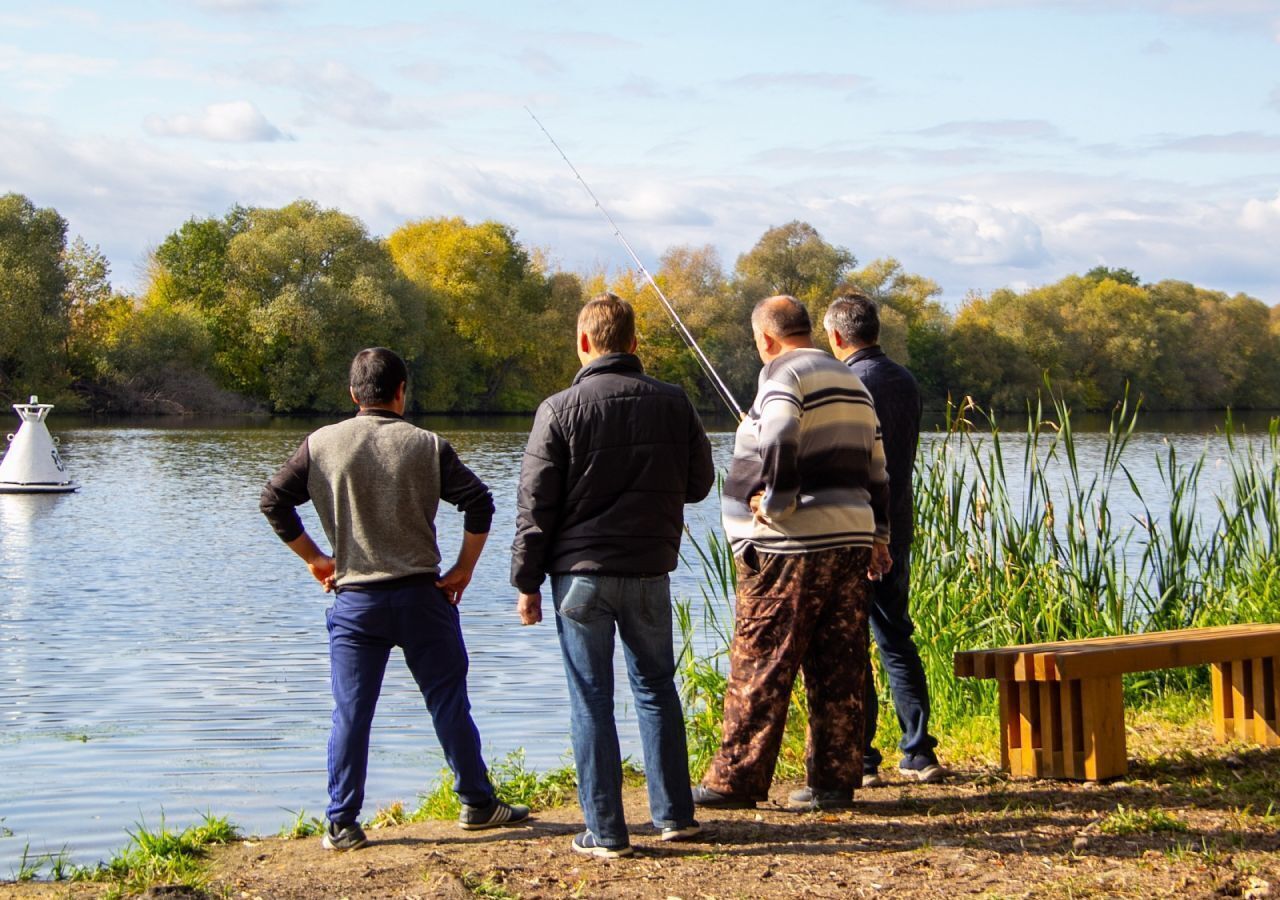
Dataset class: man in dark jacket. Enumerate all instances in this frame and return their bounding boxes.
[824,293,946,785]
[512,294,715,859]
[261,347,529,852]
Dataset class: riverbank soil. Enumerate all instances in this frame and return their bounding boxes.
[3,717,1278,899]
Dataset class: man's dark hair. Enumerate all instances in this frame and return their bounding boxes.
[349,347,408,406]
[751,295,811,339]
[578,293,636,353]
[824,291,880,346]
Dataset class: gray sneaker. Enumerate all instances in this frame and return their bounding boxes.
[572,830,634,859]
[321,820,368,851]
[899,759,949,784]
[458,797,531,830]
[660,821,702,842]
[786,787,854,811]
[861,768,887,788]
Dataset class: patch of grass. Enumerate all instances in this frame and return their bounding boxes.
[461,870,519,899]
[12,844,41,882]
[74,812,240,896]
[0,817,12,838]
[368,800,410,830]
[1099,804,1190,836]
[1162,838,1225,865]
[405,749,584,824]
[278,808,323,839]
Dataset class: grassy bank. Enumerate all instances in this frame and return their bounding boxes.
[679,397,1280,778]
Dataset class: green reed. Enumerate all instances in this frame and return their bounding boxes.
[679,396,1280,758]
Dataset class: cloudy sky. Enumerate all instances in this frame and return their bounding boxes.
[3,0,1279,305]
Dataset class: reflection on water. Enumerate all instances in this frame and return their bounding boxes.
[0,412,1273,870]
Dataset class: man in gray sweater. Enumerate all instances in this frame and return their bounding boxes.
[261,347,528,851]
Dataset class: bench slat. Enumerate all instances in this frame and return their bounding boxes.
[954,624,1280,682]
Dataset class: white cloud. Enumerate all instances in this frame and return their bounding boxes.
[4,106,1280,306]
[1156,131,1280,153]
[915,120,1065,141]
[725,72,872,94]
[144,100,285,142]
[1241,191,1280,230]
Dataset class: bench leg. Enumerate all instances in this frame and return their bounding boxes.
[1212,658,1280,747]
[1078,676,1127,781]
[996,677,1124,780]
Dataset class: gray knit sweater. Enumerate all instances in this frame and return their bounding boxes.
[260,409,494,588]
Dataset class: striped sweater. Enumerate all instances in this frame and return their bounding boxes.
[722,347,890,555]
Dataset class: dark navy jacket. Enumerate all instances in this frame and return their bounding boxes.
[510,353,715,593]
[846,346,922,550]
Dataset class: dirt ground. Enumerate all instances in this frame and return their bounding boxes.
[4,718,1279,899]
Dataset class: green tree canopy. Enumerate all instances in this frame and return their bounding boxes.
[0,194,70,400]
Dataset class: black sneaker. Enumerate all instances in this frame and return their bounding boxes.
[691,785,756,809]
[572,830,634,859]
[786,787,854,811]
[321,820,368,851]
[458,796,531,830]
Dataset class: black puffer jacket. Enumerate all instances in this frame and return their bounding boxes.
[510,353,715,593]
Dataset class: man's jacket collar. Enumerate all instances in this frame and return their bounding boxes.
[848,345,885,365]
[572,352,644,385]
[357,407,404,419]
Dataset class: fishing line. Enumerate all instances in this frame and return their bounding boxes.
[525,107,745,421]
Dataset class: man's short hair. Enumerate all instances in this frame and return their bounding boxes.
[578,293,636,353]
[824,291,880,346]
[350,347,408,406]
[751,295,811,339]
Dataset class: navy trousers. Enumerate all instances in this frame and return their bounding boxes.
[325,578,492,825]
[863,545,939,769]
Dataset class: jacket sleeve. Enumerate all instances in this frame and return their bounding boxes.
[684,398,715,503]
[868,418,891,544]
[259,439,311,542]
[438,440,495,534]
[510,402,567,593]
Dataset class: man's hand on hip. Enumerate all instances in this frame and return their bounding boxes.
[517,591,543,625]
[436,565,474,605]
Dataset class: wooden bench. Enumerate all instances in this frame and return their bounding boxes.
[954,624,1280,781]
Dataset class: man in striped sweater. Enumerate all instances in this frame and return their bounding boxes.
[693,296,892,812]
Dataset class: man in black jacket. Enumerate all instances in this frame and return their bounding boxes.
[824,292,947,785]
[511,294,715,859]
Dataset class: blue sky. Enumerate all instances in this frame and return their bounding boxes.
[2,0,1278,305]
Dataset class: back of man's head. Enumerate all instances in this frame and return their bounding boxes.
[751,295,811,340]
[350,347,408,406]
[825,291,880,347]
[578,293,636,353]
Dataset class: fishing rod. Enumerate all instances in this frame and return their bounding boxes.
[525,107,745,421]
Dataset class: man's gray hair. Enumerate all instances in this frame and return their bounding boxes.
[751,295,811,339]
[824,291,880,346]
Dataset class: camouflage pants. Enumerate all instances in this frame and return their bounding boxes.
[703,546,872,799]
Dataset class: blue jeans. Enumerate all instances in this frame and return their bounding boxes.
[325,578,492,825]
[552,573,694,848]
[864,546,939,769]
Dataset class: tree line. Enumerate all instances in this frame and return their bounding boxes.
[2,191,1278,415]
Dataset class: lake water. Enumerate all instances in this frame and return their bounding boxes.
[0,410,1275,872]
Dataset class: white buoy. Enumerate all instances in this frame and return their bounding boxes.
[0,396,78,493]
